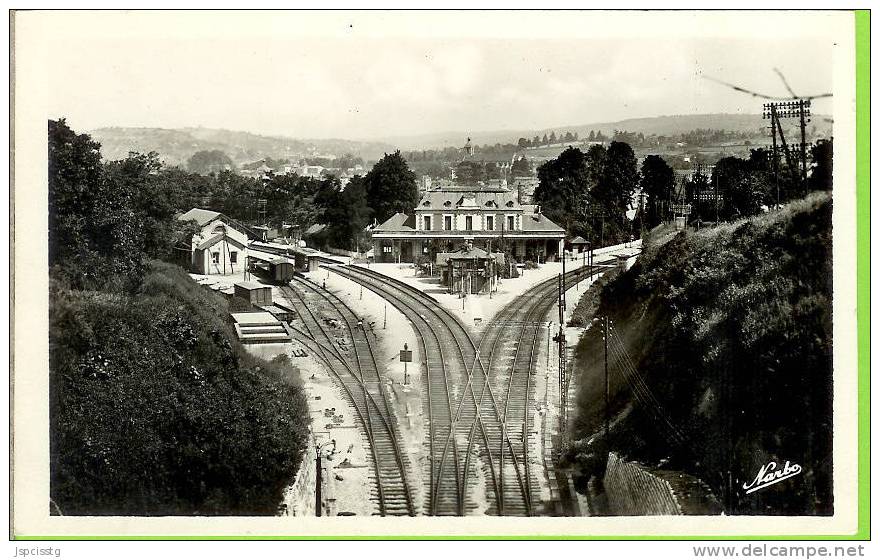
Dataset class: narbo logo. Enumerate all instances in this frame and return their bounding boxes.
[742,460,802,494]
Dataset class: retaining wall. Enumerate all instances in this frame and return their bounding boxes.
[603,452,681,516]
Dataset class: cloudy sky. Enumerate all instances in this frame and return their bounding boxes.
[26,11,840,140]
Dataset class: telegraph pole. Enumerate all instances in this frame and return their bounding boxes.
[557,273,567,435]
[799,98,809,186]
[561,246,566,311]
[604,316,610,442]
[770,105,780,208]
[763,99,811,202]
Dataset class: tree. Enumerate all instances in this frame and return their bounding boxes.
[588,130,596,142]
[593,141,639,233]
[542,133,549,145]
[549,131,557,144]
[49,120,147,291]
[455,160,485,184]
[517,137,529,149]
[48,118,103,271]
[713,156,768,220]
[187,150,234,175]
[104,151,179,260]
[364,151,418,223]
[533,147,590,232]
[323,175,373,251]
[511,156,531,177]
[809,138,833,192]
[639,155,675,229]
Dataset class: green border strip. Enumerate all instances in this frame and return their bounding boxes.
[854,7,871,544]
[15,10,872,542]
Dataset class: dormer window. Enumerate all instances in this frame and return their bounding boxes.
[444,200,452,207]
[422,201,431,207]
[506,201,515,208]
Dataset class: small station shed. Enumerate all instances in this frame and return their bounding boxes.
[569,236,590,254]
[437,246,505,295]
[234,281,273,306]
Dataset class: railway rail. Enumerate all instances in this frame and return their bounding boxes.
[258,244,628,516]
[279,275,415,516]
[320,263,606,515]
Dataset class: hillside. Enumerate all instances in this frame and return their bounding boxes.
[378,113,832,149]
[568,193,833,515]
[90,126,396,167]
[90,113,833,163]
[50,261,310,515]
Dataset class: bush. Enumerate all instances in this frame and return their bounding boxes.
[524,260,538,270]
[50,261,310,515]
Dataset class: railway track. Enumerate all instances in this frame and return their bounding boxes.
[297,251,624,516]
[268,249,620,515]
[279,275,415,516]
[323,265,476,515]
[479,262,607,514]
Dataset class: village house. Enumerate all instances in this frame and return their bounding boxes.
[370,185,566,264]
[177,208,252,275]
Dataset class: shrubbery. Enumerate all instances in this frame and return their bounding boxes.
[50,261,309,515]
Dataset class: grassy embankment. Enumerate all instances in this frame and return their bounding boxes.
[567,192,833,515]
[50,261,309,515]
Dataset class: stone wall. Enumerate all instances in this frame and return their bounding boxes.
[603,452,682,516]
[281,439,316,517]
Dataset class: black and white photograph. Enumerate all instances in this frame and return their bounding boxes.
[9,8,865,539]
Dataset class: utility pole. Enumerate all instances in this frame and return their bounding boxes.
[561,246,566,311]
[714,171,719,225]
[769,104,780,208]
[557,273,567,436]
[764,99,811,202]
[604,316,610,443]
[799,98,810,187]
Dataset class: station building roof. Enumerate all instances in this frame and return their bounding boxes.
[416,188,519,211]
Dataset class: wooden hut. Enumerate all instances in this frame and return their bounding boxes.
[234,281,273,306]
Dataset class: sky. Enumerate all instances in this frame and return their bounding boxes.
[29,11,839,141]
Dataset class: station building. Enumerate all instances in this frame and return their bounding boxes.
[177,208,252,275]
[370,185,566,263]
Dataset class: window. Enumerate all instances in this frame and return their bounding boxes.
[230,251,238,264]
[424,215,432,231]
[444,215,452,230]
[212,252,220,264]
[465,216,473,230]
[486,215,494,231]
[507,215,515,231]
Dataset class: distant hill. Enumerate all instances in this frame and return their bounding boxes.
[89,127,397,168]
[90,113,832,168]
[379,113,832,149]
